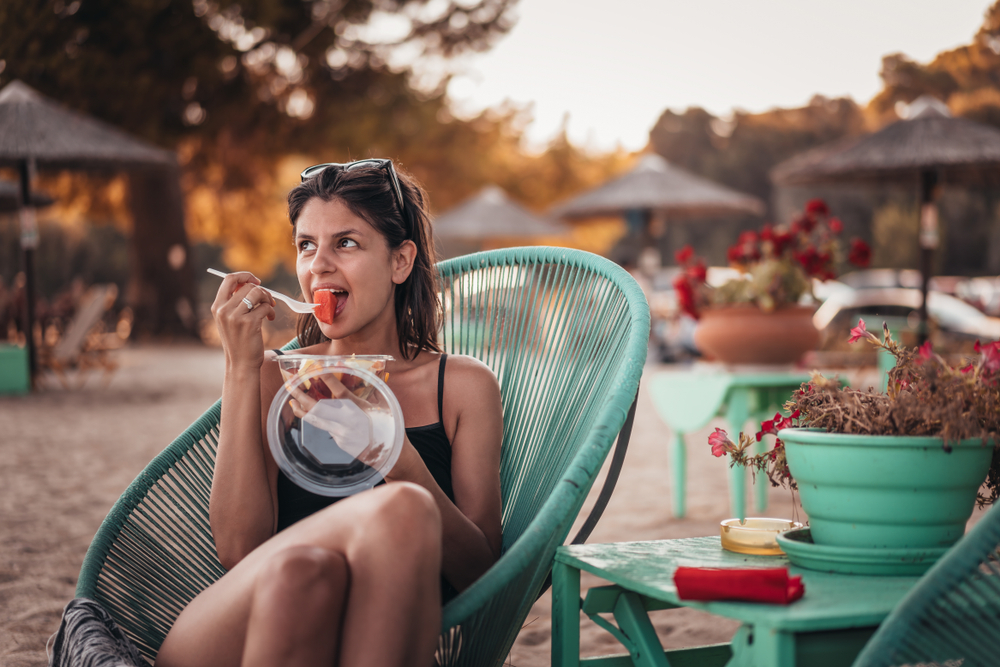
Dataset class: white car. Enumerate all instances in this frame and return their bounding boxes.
[813,287,1000,343]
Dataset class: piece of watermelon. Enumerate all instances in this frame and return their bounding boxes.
[314,289,335,324]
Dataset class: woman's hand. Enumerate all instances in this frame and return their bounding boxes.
[210,272,276,370]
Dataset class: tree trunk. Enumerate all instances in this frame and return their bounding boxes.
[127,164,198,338]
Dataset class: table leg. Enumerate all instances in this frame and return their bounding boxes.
[724,391,750,521]
[728,624,795,667]
[612,592,670,667]
[670,431,687,518]
[552,560,581,667]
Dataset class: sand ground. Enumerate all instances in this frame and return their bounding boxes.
[0,343,947,667]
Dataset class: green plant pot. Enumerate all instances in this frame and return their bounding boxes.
[778,428,993,549]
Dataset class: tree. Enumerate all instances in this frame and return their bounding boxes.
[0,0,518,334]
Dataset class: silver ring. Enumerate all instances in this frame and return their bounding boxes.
[242,297,254,311]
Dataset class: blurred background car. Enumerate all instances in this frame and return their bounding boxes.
[813,286,1000,355]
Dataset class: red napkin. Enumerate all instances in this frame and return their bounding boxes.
[673,567,804,604]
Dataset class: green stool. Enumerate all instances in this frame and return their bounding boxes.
[0,344,30,395]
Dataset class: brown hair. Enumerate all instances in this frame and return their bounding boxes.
[287,163,441,360]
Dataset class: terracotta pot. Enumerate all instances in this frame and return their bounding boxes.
[693,304,819,365]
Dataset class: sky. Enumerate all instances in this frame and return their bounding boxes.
[445,0,993,152]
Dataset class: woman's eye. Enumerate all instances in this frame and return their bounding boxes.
[339,238,358,248]
[298,240,316,252]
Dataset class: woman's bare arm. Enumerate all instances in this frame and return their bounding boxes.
[387,355,502,591]
[207,273,282,570]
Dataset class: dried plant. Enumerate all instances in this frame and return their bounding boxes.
[710,320,1000,505]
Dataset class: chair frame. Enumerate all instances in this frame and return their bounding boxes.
[76,247,650,666]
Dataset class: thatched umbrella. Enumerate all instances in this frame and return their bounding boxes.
[771,95,1000,342]
[434,185,566,255]
[550,154,764,265]
[0,80,174,384]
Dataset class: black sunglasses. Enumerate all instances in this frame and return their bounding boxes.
[300,158,405,214]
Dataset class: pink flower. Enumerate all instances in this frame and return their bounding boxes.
[961,364,974,374]
[709,428,735,457]
[918,341,933,362]
[756,410,800,441]
[976,340,1000,374]
[828,217,844,234]
[848,319,871,344]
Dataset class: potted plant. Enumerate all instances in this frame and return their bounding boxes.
[673,199,871,364]
[710,321,1000,553]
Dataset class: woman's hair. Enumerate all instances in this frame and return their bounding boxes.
[287,163,441,359]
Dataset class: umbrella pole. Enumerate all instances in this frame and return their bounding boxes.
[18,158,38,388]
[917,169,939,347]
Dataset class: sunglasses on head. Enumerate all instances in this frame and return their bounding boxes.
[300,158,405,214]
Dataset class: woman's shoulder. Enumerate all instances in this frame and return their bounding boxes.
[442,354,500,405]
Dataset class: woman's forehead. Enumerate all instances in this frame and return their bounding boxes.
[296,197,373,236]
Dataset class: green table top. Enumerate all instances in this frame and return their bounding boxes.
[556,537,919,632]
[650,369,812,432]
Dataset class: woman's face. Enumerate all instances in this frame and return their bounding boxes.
[294,197,414,345]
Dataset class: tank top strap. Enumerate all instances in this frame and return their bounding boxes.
[437,354,448,423]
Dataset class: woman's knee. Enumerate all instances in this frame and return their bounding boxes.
[377,482,441,538]
[256,545,349,600]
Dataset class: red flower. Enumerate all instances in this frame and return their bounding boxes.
[688,262,707,283]
[805,198,830,218]
[961,364,974,374]
[772,230,794,255]
[709,428,735,457]
[673,274,698,319]
[794,247,825,277]
[918,341,933,362]
[791,214,816,234]
[848,238,872,268]
[848,318,872,344]
[828,217,844,234]
[675,245,694,265]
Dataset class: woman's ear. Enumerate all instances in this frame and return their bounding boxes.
[391,240,418,285]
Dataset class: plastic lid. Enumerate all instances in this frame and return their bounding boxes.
[267,361,403,496]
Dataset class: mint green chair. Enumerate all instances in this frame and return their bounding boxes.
[76,247,650,666]
[852,501,1000,667]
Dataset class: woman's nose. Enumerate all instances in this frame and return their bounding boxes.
[309,244,338,274]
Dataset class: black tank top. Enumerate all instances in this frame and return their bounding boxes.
[271,352,459,601]
[273,352,454,528]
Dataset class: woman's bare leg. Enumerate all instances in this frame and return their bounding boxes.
[241,546,348,667]
[339,484,442,667]
[155,482,442,667]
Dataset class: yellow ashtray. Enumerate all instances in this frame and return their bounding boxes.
[720,518,804,556]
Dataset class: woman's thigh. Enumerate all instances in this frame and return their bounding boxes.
[155,482,439,667]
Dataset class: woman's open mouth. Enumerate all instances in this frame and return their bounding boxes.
[314,289,349,324]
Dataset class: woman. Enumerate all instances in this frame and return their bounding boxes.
[157,160,503,667]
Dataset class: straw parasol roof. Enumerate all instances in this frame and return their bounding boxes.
[0,180,52,212]
[434,185,566,239]
[0,80,174,170]
[771,97,1000,186]
[551,154,764,219]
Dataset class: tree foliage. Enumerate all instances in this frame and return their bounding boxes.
[1,0,631,283]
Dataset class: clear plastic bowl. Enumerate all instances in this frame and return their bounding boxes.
[720,517,804,556]
[276,354,393,401]
[267,361,403,497]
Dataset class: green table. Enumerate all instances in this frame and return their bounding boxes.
[650,369,812,519]
[552,537,920,667]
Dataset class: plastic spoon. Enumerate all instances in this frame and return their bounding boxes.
[207,268,318,313]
